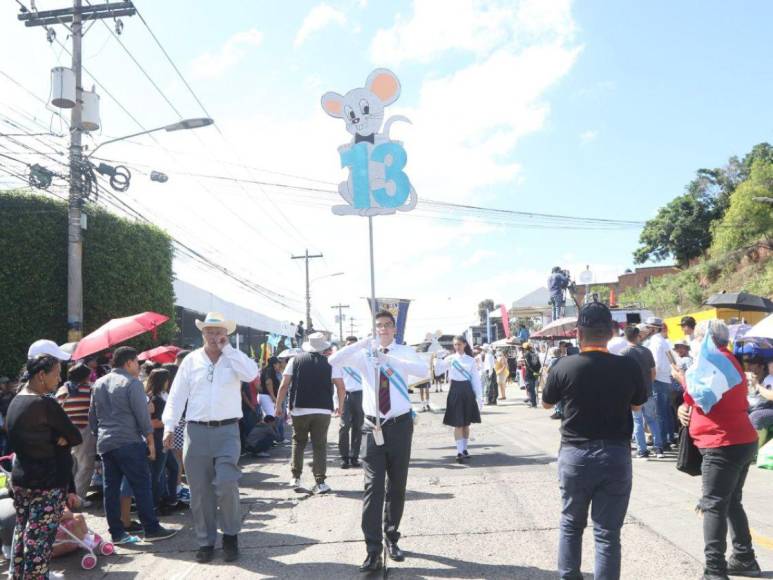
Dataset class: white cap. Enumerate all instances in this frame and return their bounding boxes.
[27,339,72,361]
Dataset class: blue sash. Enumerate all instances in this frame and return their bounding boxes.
[451,359,472,382]
[343,367,362,384]
[382,364,411,403]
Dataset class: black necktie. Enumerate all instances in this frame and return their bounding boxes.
[379,348,390,415]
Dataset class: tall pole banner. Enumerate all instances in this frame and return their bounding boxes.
[322,70,417,444]
[500,304,511,338]
[367,297,412,345]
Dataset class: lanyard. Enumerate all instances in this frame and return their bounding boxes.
[581,346,609,353]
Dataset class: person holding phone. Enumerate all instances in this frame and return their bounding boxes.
[162,312,258,564]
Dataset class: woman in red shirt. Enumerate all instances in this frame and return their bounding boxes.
[677,320,759,580]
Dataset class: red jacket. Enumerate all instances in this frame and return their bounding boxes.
[683,347,757,449]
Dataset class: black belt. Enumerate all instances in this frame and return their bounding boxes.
[188,418,239,427]
[365,412,411,426]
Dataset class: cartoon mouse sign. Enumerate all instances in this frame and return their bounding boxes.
[321,69,417,216]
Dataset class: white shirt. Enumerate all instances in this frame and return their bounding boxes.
[336,364,364,393]
[162,344,259,432]
[329,339,429,420]
[483,351,495,372]
[282,358,334,416]
[607,336,628,356]
[646,333,673,383]
[434,353,483,403]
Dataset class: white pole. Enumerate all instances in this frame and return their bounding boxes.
[368,216,381,436]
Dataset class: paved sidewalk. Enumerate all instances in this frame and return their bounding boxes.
[46,383,770,579]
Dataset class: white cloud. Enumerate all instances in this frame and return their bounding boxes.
[190,29,263,80]
[580,129,598,144]
[463,249,496,267]
[371,0,575,65]
[294,4,347,48]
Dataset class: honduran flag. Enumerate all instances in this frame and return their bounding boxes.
[685,321,743,413]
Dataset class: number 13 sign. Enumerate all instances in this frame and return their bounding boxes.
[321,69,417,216]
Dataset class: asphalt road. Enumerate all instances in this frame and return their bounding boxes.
[50,383,772,579]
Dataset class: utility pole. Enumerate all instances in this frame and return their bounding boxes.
[348,318,358,338]
[19,1,136,342]
[330,303,350,343]
[291,249,323,330]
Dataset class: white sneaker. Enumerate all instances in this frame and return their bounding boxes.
[289,477,304,492]
[312,482,331,494]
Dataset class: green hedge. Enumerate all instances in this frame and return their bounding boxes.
[0,190,175,378]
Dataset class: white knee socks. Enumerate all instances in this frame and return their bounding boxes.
[455,439,464,454]
[462,438,468,451]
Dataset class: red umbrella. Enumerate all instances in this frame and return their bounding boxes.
[72,311,170,360]
[138,345,181,364]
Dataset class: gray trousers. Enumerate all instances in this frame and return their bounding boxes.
[339,391,364,460]
[72,425,96,498]
[361,415,413,553]
[184,422,242,547]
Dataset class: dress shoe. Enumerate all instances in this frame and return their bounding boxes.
[341,457,351,469]
[223,534,238,562]
[385,540,405,562]
[350,457,361,468]
[359,552,383,572]
[196,545,214,563]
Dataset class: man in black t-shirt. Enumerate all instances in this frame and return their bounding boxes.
[542,302,646,580]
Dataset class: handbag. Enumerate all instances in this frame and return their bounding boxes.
[676,426,702,476]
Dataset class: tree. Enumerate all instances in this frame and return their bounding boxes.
[634,192,717,267]
[710,159,773,254]
[477,299,495,326]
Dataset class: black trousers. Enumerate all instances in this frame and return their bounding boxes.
[361,415,413,553]
[486,371,498,404]
[698,442,757,574]
[339,391,364,460]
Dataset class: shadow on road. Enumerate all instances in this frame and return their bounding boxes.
[330,489,455,501]
[410,452,553,470]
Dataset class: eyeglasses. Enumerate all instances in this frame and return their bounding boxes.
[206,363,215,383]
[375,322,395,329]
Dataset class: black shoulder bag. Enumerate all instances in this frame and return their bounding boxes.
[676,425,702,476]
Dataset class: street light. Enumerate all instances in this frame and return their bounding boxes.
[87,117,214,158]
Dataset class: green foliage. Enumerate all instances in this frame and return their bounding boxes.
[633,142,773,266]
[633,192,719,267]
[0,190,175,378]
[588,285,611,304]
[710,160,773,255]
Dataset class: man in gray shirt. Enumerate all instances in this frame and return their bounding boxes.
[89,346,177,544]
[620,326,663,459]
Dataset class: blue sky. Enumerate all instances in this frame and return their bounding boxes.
[1,1,771,341]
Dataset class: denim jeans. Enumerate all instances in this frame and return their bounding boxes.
[164,449,179,502]
[102,442,160,540]
[632,396,664,453]
[652,381,675,444]
[558,441,633,580]
[149,430,168,507]
[698,442,757,574]
[525,375,537,406]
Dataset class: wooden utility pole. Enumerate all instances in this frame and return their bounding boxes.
[330,303,350,343]
[291,249,323,331]
[19,1,136,341]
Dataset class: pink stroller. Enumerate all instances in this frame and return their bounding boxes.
[53,515,114,570]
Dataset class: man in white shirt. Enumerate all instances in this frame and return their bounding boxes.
[329,310,428,573]
[162,312,258,564]
[483,345,497,405]
[336,336,365,470]
[643,317,676,448]
[275,333,345,495]
[680,316,701,355]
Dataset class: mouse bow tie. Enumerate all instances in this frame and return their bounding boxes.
[355,133,375,144]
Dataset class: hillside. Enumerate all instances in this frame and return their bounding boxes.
[619,241,772,318]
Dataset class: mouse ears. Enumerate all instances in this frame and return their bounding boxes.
[366,68,401,106]
[321,91,345,118]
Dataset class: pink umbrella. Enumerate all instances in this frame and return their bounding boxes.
[72,311,170,360]
[138,345,181,364]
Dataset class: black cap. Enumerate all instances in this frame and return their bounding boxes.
[578,302,613,328]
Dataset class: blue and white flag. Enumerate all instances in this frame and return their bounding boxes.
[685,322,743,413]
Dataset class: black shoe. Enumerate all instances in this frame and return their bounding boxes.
[359,552,383,573]
[144,525,179,541]
[702,572,730,580]
[125,520,144,535]
[341,457,351,469]
[462,450,470,458]
[350,457,361,468]
[223,534,239,562]
[385,541,405,562]
[456,453,464,463]
[196,545,215,563]
[727,555,761,577]
[550,412,562,420]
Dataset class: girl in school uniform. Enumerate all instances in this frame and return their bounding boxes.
[435,335,483,463]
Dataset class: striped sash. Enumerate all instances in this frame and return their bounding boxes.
[451,359,472,382]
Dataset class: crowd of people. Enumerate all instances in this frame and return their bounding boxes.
[0,302,770,579]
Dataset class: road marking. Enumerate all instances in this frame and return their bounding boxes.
[751,529,773,551]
